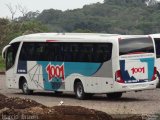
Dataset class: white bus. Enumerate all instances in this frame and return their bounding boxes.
[2,33,158,99]
[150,33,160,88]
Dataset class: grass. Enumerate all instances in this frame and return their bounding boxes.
[155,113,160,120]
[0,55,5,72]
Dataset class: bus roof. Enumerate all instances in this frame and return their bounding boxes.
[150,33,160,38]
[9,33,149,44]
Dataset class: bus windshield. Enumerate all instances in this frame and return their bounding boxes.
[119,37,154,55]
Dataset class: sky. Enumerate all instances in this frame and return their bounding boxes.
[0,0,104,18]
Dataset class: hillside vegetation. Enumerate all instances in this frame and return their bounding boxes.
[36,0,160,34]
[0,0,160,71]
[1,0,160,49]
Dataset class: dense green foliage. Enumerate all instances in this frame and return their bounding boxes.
[0,19,48,51]
[1,0,160,71]
[1,0,160,51]
[0,55,5,72]
[36,0,160,34]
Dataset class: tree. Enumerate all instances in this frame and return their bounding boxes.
[104,0,148,6]
[0,19,49,51]
[18,11,40,21]
[6,3,17,20]
[17,4,28,17]
[0,18,10,45]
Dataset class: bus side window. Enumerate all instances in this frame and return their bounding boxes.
[19,43,35,61]
[71,44,79,62]
[55,43,63,61]
[79,44,93,62]
[154,39,160,58]
[63,43,71,61]
[19,45,27,60]
[95,43,112,63]
[34,43,46,61]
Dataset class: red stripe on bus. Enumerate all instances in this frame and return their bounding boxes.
[46,40,58,42]
[126,52,146,55]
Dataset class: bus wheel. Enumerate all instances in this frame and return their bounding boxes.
[106,92,122,100]
[21,80,33,95]
[75,82,86,100]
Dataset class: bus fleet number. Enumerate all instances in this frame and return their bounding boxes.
[131,67,145,74]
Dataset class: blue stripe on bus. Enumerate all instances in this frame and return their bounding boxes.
[140,58,154,80]
[37,61,101,90]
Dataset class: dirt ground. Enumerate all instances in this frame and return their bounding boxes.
[0,93,144,120]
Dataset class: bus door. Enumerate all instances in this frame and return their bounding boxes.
[5,43,20,88]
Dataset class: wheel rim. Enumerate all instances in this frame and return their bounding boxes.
[23,83,28,93]
[77,85,83,98]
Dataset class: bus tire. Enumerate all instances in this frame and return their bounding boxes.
[75,82,86,100]
[21,80,33,95]
[106,92,122,100]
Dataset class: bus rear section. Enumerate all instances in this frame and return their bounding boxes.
[114,37,158,92]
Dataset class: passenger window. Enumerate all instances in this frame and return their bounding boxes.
[19,42,112,63]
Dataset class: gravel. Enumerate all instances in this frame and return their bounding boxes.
[0,75,160,115]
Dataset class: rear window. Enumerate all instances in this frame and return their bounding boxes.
[119,37,154,55]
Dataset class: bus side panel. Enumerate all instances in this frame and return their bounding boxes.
[67,60,114,93]
[82,42,118,93]
[16,60,43,90]
[21,60,115,93]
[82,60,114,93]
[38,61,102,92]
